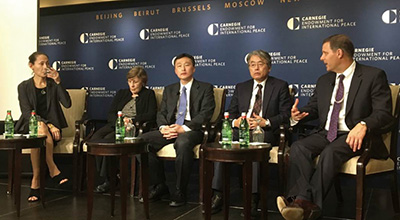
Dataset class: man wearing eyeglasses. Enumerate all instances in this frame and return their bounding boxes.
[211,49,292,217]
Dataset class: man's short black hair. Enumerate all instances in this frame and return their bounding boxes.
[174,53,195,66]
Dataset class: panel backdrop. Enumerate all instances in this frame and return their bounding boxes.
[39,0,400,166]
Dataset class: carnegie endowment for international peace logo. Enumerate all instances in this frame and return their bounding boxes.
[382,9,398,24]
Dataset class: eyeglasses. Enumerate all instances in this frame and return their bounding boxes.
[249,62,266,68]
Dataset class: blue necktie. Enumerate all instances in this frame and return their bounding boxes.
[327,74,345,142]
[175,86,187,125]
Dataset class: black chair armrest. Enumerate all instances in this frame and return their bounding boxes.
[356,132,372,168]
[278,124,287,149]
[136,121,157,136]
[201,123,210,144]
[82,119,107,141]
[201,120,222,144]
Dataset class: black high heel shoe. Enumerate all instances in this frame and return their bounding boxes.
[28,188,40,202]
[52,173,69,188]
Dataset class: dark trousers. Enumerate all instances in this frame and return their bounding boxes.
[140,130,203,192]
[287,130,361,208]
[91,124,115,178]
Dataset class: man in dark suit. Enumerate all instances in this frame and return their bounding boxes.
[277,34,393,220]
[211,50,292,215]
[140,53,215,207]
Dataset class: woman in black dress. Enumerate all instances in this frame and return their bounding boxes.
[15,52,71,202]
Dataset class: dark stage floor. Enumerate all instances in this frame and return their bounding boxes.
[0,162,399,220]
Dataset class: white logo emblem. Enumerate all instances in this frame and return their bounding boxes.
[139,29,150,40]
[171,56,177,66]
[244,53,249,64]
[207,23,219,36]
[79,33,89,44]
[287,17,300,30]
[108,59,118,70]
[52,61,61,71]
[382,9,398,24]
[289,84,299,97]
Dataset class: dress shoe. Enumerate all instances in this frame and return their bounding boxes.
[94,181,110,193]
[169,190,186,207]
[281,205,303,220]
[211,193,223,214]
[148,183,169,202]
[277,196,291,214]
[281,198,321,220]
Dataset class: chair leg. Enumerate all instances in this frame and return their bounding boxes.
[283,153,290,195]
[139,168,143,199]
[72,150,78,195]
[356,166,366,220]
[334,177,344,204]
[79,153,87,193]
[277,153,284,195]
[390,170,400,213]
[199,151,204,203]
[130,156,137,197]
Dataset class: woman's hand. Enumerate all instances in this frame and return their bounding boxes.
[47,67,61,84]
[48,124,61,141]
[123,117,132,126]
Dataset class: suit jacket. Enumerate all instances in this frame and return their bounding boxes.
[15,77,71,133]
[299,62,393,159]
[229,76,292,145]
[107,88,157,126]
[157,79,215,131]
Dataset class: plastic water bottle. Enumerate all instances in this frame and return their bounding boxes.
[125,120,136,139]
[239,112,249,147]
[4,110,14,138]
[115,111,125,141]
[251,122,265,143]
[221,112,232,145]
[29,110,38,137]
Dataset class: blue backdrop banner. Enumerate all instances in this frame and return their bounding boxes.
[39,0,400,165]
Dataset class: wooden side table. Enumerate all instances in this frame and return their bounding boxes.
[86,138,149,220]
[0,135,46,217]
[202,142,272,220]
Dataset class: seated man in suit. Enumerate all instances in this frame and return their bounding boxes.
[140,53,215,207]
[211,50,292,216]
[277,34,393,220]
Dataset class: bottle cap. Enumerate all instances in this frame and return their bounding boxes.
[241,112,246,118]
[224,112,229,118]
[117,111,123,116]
